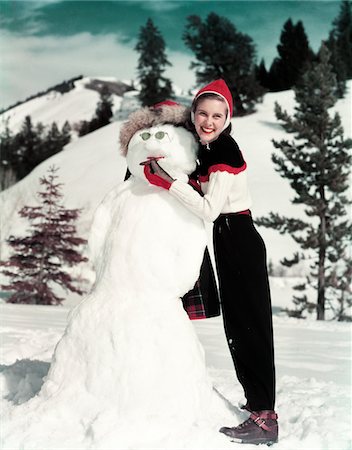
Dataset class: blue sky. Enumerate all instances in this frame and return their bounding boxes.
[0,0,342,109]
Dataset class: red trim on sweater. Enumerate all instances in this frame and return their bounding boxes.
[199,162,247,183]
[188,178,202,193]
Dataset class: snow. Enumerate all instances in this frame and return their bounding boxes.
[0,80,351,449]
[1,303,351,449]
[0,77,123,134]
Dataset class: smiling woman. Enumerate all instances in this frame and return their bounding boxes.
[194,95,229,144]
[143,79,279,445]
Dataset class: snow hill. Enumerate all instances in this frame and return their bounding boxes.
[0,76,130,133]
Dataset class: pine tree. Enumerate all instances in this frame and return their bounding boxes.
[256,59,270,90]
[135,18,173,106]
[60,121,72,147]
[326,254,352,321]
[94,87,113,127]
[325,0,352,97]
[78,120,91,137]
[0,120,17,190]
[15,116,43,179]
[325,33,347,98]
[332,0,352,78]
[256,45,352,321]
[0,166,88,305]
[43,122,64,161]
[268,19,314,92]
[2,117,72,186]
[183,13,263,115]
[78,88,113,136]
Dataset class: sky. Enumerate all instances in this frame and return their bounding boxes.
[0,0,343,110]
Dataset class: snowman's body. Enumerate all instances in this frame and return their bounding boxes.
[3,122,232,448]
[46,172,210,423]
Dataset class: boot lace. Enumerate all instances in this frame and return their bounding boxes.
[236,418,253,430]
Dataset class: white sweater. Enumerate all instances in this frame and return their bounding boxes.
[169,134,252,222]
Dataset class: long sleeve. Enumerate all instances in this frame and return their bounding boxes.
[169,134,251,222]
[169,171,235,222]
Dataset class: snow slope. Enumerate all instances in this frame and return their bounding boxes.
[0,77,124,133]
[0,303,350,449]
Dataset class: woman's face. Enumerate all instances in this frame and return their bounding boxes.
[194,97,228,144]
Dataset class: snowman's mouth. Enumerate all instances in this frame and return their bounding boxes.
[139,156,165,166]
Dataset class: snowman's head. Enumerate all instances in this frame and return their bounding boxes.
[120,102,198,182]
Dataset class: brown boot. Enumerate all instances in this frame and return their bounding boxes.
[219,410,278,445]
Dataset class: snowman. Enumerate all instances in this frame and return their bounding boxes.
[2,102,234,449]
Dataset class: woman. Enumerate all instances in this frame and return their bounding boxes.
[144,79,278,446]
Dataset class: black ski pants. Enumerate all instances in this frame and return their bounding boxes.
[213,213,276,411]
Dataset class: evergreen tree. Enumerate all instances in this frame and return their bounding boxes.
[325,1,352,97]
[255,59,270,90]
[95,87,113,127]
[42,122,65,161]
[256,45,352,321]
[1,117,72,188]
[78,88,113,136]
[78,120,91,137]
[0,166,88,305]
[325,33,347,98]
[326,253,352,321]
[268,19,314,92]
[135,18,173,106]
[60,121,72,147]
[183,13,263,115]
[332,0,352,77]
[15,116,43,179]
[0,121,18,190]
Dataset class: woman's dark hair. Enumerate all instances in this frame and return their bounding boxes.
[191,92,226,113]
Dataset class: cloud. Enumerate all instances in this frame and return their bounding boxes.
[0,29,196,109]
[0,0,54,34]
[140,1,183,12]
[0,31,136,108]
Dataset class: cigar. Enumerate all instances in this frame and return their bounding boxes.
[139,156,165,166]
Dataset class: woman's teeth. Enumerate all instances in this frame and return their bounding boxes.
[202,127,213,134]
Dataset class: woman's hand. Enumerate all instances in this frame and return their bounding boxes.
[143,160,174,190]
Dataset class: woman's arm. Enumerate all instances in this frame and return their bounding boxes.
[169,171,235,222]
[144,135,246,222]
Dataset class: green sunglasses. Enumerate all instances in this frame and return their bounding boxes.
[140,131,170,141]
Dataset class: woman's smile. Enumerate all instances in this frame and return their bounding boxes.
[194,98,227,144]
[201,126,215,134]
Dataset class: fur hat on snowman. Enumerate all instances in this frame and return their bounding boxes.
[119,101,198,183]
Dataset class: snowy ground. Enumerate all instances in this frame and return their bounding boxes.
[1,289,351,450]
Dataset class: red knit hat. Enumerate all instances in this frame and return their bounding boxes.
[153,99,180,109]
[191,79,233,130]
